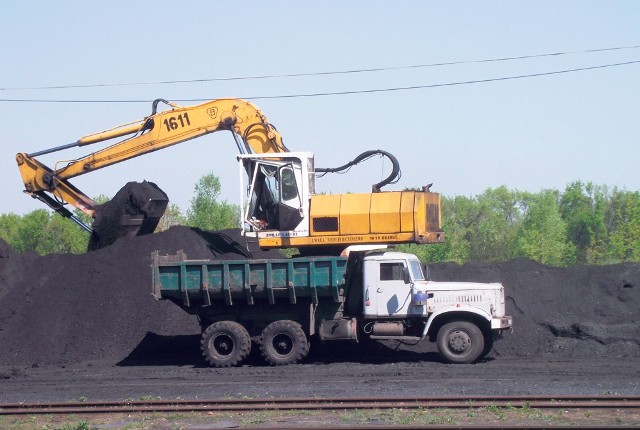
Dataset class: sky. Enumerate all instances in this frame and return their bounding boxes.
[1,2,639,216]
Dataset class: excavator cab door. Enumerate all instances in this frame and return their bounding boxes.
[244,159,304,232]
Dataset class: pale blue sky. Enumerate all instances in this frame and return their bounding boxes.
[2,2,639,215]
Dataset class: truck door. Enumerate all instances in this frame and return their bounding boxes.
[364,260,412,318]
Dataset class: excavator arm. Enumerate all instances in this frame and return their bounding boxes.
[16,98,288,242]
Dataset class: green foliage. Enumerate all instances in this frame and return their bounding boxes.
[157,203,186,232]
[402,184,639,267]
[0,213,21,247]
[560,181,608,264]
[0,210,89,254]
[185,172,240,231]
[401,187,524,264]
[607,189,640,262]
[472,186,522,262]
[438,195,473,264]
[515,190,575,266]
[55,421,90,430]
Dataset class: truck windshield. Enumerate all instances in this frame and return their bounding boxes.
[408,259,425,281]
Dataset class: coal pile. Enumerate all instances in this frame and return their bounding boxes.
[0,229,638,367]
[427,260,640,359]
[0,227,281,367]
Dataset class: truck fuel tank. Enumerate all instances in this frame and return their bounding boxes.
[319,318,358,342]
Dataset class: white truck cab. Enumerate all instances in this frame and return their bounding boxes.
[358,251,512,363]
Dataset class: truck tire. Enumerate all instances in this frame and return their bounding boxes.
[201,321,251,367]
[436,321,485,364]
[259,320,309,366]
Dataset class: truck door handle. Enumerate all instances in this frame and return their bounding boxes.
[377,288,383,293]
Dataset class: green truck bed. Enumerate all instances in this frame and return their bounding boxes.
[151,251,348,308]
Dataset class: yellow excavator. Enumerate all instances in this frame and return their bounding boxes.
[16,98,444,253]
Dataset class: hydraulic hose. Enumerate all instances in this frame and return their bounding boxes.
[316,149,401,192]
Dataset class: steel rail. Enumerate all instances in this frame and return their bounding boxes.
[1,395,639,415]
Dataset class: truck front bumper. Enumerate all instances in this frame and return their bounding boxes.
[491,316,513,330]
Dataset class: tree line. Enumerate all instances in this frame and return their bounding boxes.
[399,181,640,266]
[2,177,638,267]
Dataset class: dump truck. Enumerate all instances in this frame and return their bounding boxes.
[152,248,512,367]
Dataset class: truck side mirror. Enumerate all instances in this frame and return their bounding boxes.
[403,267,411,284]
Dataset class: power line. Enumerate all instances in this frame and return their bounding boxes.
[1,44,639,92]
[252,60,640,100]
[0,59,638,104]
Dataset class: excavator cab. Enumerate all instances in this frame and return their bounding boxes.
[240,153,311,235]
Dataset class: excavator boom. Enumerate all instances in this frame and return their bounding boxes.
[16,98,287,246]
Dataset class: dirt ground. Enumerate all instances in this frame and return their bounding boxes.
[1,357,639,428]
[0,225,639,405]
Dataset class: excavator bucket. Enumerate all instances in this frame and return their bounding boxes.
[88,181,169,250]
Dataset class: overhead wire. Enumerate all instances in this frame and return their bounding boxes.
[251,59,640,100]
[1,59,638,104]
[1,44,639,92]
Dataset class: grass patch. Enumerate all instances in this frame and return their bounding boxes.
[0,405,637,429]
[138,395,161,401]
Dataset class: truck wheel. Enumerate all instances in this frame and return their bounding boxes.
[201,321,251,367]
[259,320,309,366]
[436,321,485,364]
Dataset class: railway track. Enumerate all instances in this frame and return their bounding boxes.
[1,395,639,415]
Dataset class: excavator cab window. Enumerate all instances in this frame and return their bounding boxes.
[277,164,304,230]
[261,165,280,205]
[280,166,299,203]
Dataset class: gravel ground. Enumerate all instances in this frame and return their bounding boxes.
[0,357,638,403]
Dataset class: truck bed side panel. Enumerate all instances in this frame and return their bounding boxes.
[152,252,347,308]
